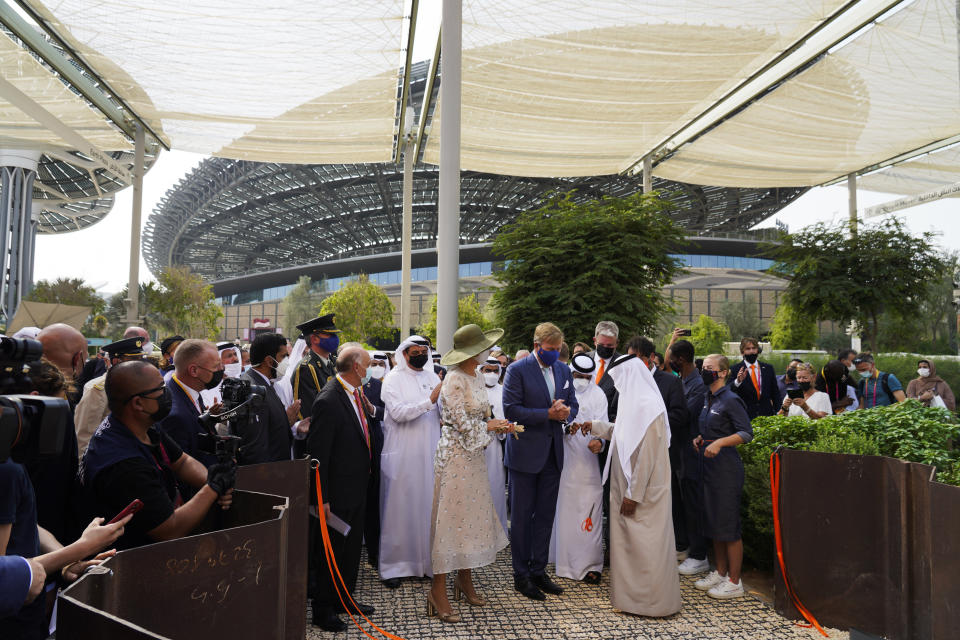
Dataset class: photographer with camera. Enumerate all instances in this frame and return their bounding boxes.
[80,361,235,551]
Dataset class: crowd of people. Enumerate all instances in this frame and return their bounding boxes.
[0,313,955,637]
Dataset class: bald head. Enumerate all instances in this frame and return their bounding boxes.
[336,343,370,385]
[124,326,149,341]
[105,361,164,427]
[37,323,87,379]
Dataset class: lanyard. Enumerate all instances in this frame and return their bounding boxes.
[171,375,201,412]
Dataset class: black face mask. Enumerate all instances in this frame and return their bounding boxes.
[596,344,615,359]
[786,367,797,381]
[798,381,812,392]
[701,370,721,387]
[408,353,429,369]
[668,359,681,373]
[204,368,224,390]
[743,353,758,364]
[147,387,173,422]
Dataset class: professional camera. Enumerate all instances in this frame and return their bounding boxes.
[0,336,70,463]
[197,377,265,463]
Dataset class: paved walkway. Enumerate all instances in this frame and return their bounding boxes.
[305,548,846,639]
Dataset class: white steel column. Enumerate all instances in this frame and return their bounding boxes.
[642,156,652,193]
[400,133,414,338]
[847,173,858,235]
[126,125,145,326]
[436,0,461,353]
[0,149,40,322]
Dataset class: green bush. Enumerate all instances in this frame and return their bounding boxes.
[739,400,958,569]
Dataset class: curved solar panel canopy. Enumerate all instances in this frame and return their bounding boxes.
[143,156,805,281]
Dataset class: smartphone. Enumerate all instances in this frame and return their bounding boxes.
[786,388,804,400]
[678,329,692,336]
[108,499,143,525]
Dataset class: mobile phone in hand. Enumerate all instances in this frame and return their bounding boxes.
[108,499,143,525]
[786,388,804,400]
[678,329,692,336]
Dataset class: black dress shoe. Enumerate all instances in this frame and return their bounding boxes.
[382,578,401,589]
[312,608,346,632]
[532,573,564,595]
[340,602,375,616]
[514,576,546,601]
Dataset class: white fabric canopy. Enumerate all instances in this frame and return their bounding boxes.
[858,144,960,196]
[23,0,404,163]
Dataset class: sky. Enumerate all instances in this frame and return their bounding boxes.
[30,0,958,294]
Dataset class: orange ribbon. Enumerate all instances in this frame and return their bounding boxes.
[769,450,828,637]
[314,466,408,640]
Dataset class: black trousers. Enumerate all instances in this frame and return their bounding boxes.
[670,445,687,549]
[680,446,709,560]
[363,455,382,567]
[308,496,367,612]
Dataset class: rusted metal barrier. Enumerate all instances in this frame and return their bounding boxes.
[773,449,958,639]
[58,459,309,639]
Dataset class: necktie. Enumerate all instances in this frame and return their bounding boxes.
[352,388,371,456]
[198,394,206,412]
[596,358,605,383]
[750,364,760,399]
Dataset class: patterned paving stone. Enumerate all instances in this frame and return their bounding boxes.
[305,548,847,640]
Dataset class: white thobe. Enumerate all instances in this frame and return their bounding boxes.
[379,366,442,579]
[549,383,607,579]
[484,383,508,534]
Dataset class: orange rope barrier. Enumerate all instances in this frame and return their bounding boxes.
[769,449,828,637]
[314,465,409,640]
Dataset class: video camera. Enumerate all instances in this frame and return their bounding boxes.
[0,336,70,463]
[198,377,265,463]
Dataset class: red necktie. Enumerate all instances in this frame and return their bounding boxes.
[352,388,371,456]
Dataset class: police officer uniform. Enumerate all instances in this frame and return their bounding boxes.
[293,314,340,457]
[74,337,147,460]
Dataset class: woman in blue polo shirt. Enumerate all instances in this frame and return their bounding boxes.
[692,354,753,600]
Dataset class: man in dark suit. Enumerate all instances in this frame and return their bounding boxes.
[361,352,388,568]
[627,335,689,553]
[243,332,301,464]
[305,344,374,632]
[729,337,781,419]
[503,322,578,600]
[159,339,224,469]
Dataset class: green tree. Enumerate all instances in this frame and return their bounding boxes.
[768,302,817,349]
[26,277,106,334]
[283,275,320,334]
[318,274,395,344]
[151,267,223,339]
[491,191,685,352]
[684,314,730,355]
[102,282,164,339]
[765,218,947,352]
[419,294,494,345]
[719,293,764,341]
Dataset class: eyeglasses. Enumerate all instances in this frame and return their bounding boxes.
[124,384,165,405]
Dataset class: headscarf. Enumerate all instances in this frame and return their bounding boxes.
[913,359,945,394]
[12,326,41,340]
[601,355,667,491]
[391,335,432,374]
[275,337,306,408]
[217,341,243,378]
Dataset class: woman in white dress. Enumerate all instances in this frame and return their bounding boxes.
[429,325,513,623]
[778,362,832,419]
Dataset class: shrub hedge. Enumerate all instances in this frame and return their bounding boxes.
[739,399,959,569]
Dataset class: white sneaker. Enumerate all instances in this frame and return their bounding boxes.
[676,547,689,563]
[694,570,725,591]
[707,577,746,600]
[678,557,711,576]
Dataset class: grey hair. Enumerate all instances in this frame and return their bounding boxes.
[594,321,619,340]
[335,342,367,372]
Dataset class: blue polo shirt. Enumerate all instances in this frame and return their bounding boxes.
[859,371,903,408]
[699,385,753,443]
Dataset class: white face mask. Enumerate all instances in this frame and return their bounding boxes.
[483,372,500,387]
[369,363,386,379]
[918,367,930,378]
[142,341,154,355]
[224,363,243,379]
[573,378,591,393]
[848,365,857,374]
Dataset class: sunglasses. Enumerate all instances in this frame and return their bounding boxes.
[124,384,165,405]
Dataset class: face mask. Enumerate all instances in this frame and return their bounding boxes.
[204,368,224,390]
[142,341,154,355]
[743,353,758,364]
[408,353,429,369]
[848,365,857,374]
[701,369,721,387]
[786,367,797,381]
[314,334,339,355]
[537,347,560,367]
[918,367,930,378]
[668,360,681,373]
[369,364,386,379]
[799,381,812,391]
[483,372,500,387]
[859,369,872,379]
[596,344,615,359]
[359,366,372,386]
[224,363,243,379]
[145,387,172,422]
[573,378,590,393]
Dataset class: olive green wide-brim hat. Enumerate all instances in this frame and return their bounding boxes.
[440,324,505,366]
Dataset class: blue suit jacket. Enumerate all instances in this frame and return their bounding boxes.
[502,355,578,474]
[158,377,212,466]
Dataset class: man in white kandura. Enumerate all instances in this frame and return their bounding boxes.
[580,353,682,617]
[550,353,608,585]
[378,335,442,588]
[480,356,508,534]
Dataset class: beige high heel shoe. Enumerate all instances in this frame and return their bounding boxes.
[426,590,461,623]
[453,574,488,607]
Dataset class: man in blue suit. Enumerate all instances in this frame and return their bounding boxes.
[503,322,578,600]
[160,339,224,470]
